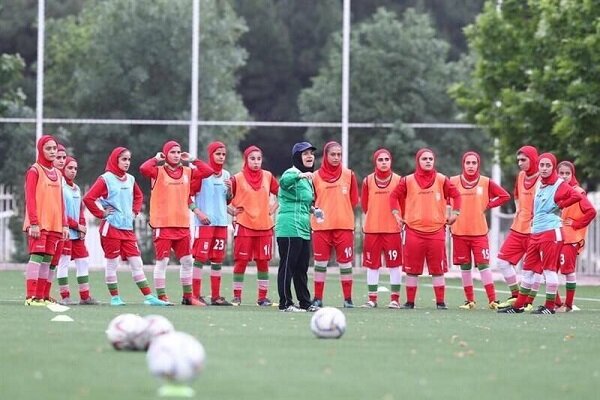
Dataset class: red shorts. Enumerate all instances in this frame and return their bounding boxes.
[362,232,402,269]
[523,230,563,273]
[192,226,228,263]
[559,243,580,275]
[402,228,447,275]
[100,236,141,259]
[50,240,66,265]
[28,230,62,256]
[70,239,89,260]
[452,235,490,266]
[62,239,72,255]
[498,230,529,265]
[234,235,273,261]
[312,230,354,264]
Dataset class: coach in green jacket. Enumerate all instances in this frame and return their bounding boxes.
[276,141,320,312]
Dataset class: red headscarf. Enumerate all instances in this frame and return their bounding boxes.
[36,135,57,168]
[461,151,481,181]
[162,140,181,167]
[517,145,538,176]
[62,156,77,186]
[318,141,342,182]
[372,148,392,180]
[105,147,129,178]
[242,145,263,191]
[538,152,558,185]
[557,161,579,187]
[414,148,437,188]
[207,141,226,174]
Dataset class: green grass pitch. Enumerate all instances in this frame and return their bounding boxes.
[1,269,599,400]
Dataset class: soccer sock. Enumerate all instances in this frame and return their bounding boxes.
[57,254,71,299]
[25,254,43,298]
[389,267,402,303]
[35,255,52,299]
[192,259,203,298]
[75,258,90,300]
[565,272,576,308]
[513,270,534,309]
[554,290,563,307]
[256,260,269,300]
[478,264,496,302]
[406,274,418,303]
[498,259,519,297]
[543,270,558,311]
[210,263,222,300]
[105,257,120,296]
[233,260,248,299]
[432,275,445,303]
[460,264,474,302]
[339,262,353,301]
[366,268,379,303]
[153,257,168,297]
[44,264,57,299]
[180,255,193,299]
[313,261,327,300]
[128,256,152,296]
[526,273,543,305]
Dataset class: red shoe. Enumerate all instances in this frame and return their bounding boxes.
[181,297,206,306]
[158,294,170,302]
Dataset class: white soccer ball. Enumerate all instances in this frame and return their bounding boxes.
[147,331,206,383]
[140,314,176,350]
[106,313,149,351]
[310,307,347,339]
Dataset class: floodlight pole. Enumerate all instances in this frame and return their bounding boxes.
[35,0,46,146]
[189,0,200,159]
[341,0,351,167]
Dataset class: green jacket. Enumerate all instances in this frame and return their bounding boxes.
[275,167,314,240]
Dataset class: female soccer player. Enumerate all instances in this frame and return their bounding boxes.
[56,156,99,305]
[310,141,359,308]
[190,141,233,306]
[499,153,582,314]
[83,147,169,306]
[450,151,510,310]
[390,148,461,310]
[360,148,403,309]
[23,135,68,306]
[556,161,596,311]
[140,140,214,306]
[228,145,279,306]
[276,141,318,312]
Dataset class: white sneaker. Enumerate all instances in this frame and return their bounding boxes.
[360,300,377,308]
[387,300,400,309]
[282,305,306,313]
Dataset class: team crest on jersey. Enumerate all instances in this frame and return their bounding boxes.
[476,186,483,195]
[342,186,348,195]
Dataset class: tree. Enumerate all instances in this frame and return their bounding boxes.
[299,8,491,178]
[44,0,250,188]
[451,0,600,186]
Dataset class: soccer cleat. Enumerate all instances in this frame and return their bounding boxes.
[497,296,517,308]
[230,297,242,306]
[197,296,209,306]
[79,297,99,305]
[459,301,476,310]
[306,305,320,312]
[281,305,306,313]
[58,297,76,306]
[25,297,46,307]
[311,298,323,308]
[257,298,273,307]
[211,296,233,306]
[110,296,126,306]
[44,297,57,305]
[144,294,173,306]
[158,294,170,303]
[531,305,555,315]
[436,302,448,310]
[360,300,377,308]
[181,297,205,306]
[400,302,415,309]
[497,306,524,314]
[343,299,354,308]
[488,301,500,310]
[387,300,401,309]
[524,303,534,312]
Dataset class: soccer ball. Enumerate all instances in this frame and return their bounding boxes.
[310,307,347,339]
[140,314,176,350]
[146,331,206,383]
[106,313,149,351]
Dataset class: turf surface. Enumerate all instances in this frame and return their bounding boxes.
[1,269,599,400]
